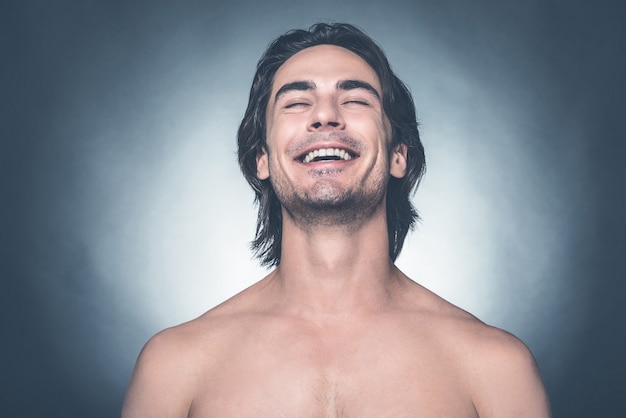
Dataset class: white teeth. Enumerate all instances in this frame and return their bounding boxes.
[302,147,353,163]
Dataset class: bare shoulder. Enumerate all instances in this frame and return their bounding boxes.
[401,280,551,417]
[121,316,217,417]
[463,324,551,417]
[122,279,268,417]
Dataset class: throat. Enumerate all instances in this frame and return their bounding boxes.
[280,202,390,271]
[275,226,398,316]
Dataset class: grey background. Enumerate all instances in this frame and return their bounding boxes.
[2,0,625,417]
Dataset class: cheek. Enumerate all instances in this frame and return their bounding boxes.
[266,115,302,146]
[351,111,391,137]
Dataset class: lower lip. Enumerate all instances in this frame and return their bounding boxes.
[302,162,352,172]
[298,158,357,166]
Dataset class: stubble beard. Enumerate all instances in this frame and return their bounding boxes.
[270,168,388,231]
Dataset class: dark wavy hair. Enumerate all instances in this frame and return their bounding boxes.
[237,22,425,267]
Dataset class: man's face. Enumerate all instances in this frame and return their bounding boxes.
[257,44,407,225]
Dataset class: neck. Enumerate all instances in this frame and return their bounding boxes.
[268,205,404,320]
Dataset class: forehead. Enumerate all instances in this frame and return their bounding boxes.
[271,44,381,94]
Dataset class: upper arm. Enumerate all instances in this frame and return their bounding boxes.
[470,330,551,417]
[122,330,199,418]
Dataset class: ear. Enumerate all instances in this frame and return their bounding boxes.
[256,146,270,180]
[390,143,408,179]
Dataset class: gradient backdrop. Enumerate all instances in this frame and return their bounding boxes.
[3,0,625,417]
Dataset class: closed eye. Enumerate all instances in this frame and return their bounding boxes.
[344,100,369,105]
[284,102,311,109]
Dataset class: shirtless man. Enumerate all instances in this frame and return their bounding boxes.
[122,23,551,417]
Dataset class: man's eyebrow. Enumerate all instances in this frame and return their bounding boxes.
[337,79,381,101]
[274,80,316,102]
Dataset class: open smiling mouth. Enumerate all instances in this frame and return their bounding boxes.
[300,148,356,163]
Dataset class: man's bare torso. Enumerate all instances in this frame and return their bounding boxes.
[186,308,478,417]
[124,270,547,417]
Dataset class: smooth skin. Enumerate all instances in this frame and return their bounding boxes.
[122,45,551,417]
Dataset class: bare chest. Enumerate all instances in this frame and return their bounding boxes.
[189,332,477,417]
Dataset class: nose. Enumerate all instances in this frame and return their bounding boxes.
[308,99,345,131]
